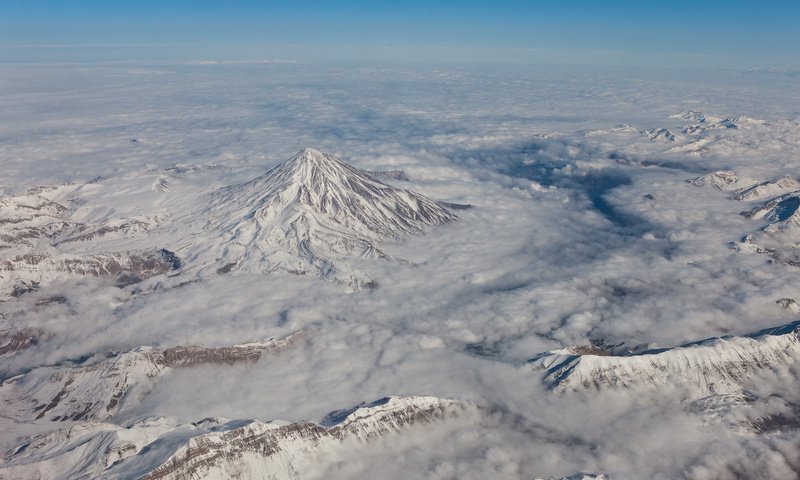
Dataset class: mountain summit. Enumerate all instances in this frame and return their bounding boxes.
[204,148,458,286]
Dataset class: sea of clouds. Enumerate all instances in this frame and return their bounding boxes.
[1,60,800,478]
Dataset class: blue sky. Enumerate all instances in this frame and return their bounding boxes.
[1,0,799,67]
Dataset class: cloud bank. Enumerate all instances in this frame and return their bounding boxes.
[1,61,800,479]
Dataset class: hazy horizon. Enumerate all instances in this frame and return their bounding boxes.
[1,1,799,68]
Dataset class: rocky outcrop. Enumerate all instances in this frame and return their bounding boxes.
[140,396,475,480]
[1,396,476,480]
[529,321,800,395]
[0,187,171,297]
[0,327,44,355]
[0,330,308,423]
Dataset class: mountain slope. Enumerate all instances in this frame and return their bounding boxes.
[0,330,308,423]
[202,148,458,285]
[0,187,173,298]
[135,396,475,480]
[529,321,800,395]
[686,170,756,192]
[0,396,477,480]
[732,176,800,202]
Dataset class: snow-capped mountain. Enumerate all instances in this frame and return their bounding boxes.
[732,176,800,202]
[777,298,800,313]
[529,321,800,395]
[720,115,768,129]
[737,180,800,265]
[687,170,800,266]
[202,148,459,287]
[0,148,460,296]
[1,248,181,296]
[736,199,800,266]
[635,110,795,158]
[670,110,724,124]
[688,171,799,218]
[0,186,174,298]
[642,127,678,142]
[1,396,477,480]
[0,330,308,423]
[134,396,475,480]
[686,170,756,192]
[670,110,766,130]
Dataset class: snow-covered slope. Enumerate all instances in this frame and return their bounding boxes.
[687,169,800,266]
[732,180,800,265]
[670,111,765,131]
[1,248,181,295]
[0,330,308,423]
[0,187,175,298]
[635,110,798,158]
[642,127,678,142]
[732,176,800,202]
[670,110,724,124]
[0,149,458,295]
[0,396,477,480]
[529,321,800,395]
[686,170,756,192]
[744,193,800,223]
[1,417,177,480]
[134,396,474,480]
[201,148,458,287]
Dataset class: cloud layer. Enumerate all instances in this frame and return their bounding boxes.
[1,61,800,479]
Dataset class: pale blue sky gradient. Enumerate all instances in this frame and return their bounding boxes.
[1,0,799,67]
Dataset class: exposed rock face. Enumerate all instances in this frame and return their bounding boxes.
[0,187,171,297]
[642,127,678,142]
[203,148,458,286]
[160,341,276,368]
[0,327,44,355]
[777,298,800,313]
[0,330,308,423]
[529,321,800,395]
[1,248,181,295]
[0,193,74,247]
[1,396,476,480]
[139,396,475,480]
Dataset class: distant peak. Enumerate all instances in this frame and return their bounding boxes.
[290,147,330,165]
[296,146,323,156]
[208,147,458,282]
[282,148,349,178]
